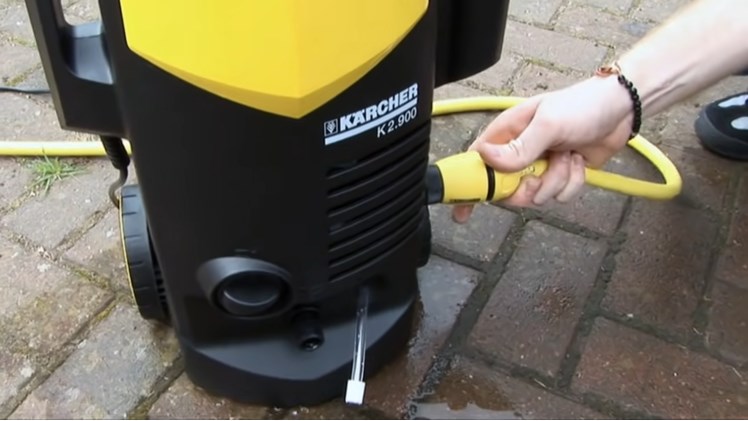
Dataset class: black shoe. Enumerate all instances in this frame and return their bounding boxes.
[694,91,748,160]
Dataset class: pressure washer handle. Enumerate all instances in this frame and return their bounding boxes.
[426,151,548,205]
[23,0,124,136]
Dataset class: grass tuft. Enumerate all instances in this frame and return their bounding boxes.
[29,156,84,194]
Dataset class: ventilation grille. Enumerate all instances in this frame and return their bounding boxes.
[326,125,429,282]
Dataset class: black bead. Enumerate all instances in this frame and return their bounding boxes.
[615,73,642,140]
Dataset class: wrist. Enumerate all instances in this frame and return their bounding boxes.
[616,55,663,118]
[595,63,641,139]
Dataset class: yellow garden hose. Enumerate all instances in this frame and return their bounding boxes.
[432,96,682,200]
[0,95,682,200]
[0,139,132,157]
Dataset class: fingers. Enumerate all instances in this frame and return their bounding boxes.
[555,153,587,203]
[453,97,544,224]
[455,175,543,220]
[532,151,571,205]
[532,151,586,205]
[501,175,543,208]
[453,151,586,222]
[476,116,552,173]
[474,95,544,145]
[452,204,473,224]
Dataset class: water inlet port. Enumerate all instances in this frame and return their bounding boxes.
[292,308,324,351]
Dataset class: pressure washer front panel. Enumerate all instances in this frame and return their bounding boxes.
[24,0,510,406]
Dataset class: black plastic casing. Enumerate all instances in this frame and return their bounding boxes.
[24,0,510,407]
[435,1,511,87]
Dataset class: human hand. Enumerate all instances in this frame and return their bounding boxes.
[452,75,635,223]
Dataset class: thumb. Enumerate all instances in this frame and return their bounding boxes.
[476,121,551,172]
[452,204,473,224]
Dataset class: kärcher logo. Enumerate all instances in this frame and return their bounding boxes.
[324,83,419,145]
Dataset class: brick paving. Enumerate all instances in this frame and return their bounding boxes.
[1,0,746,419]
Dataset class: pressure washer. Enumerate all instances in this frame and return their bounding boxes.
[14,0,681,408]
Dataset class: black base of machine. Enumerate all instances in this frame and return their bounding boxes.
[119,183,428,406]
[181,293,416,407]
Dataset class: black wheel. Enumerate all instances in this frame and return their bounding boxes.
[119,184,170,323]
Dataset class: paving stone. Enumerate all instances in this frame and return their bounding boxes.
[2,160,114,250]
[0,94,87,141]
[617,21,655,43]
[283,400,373,420]
[429,203,517,263]
[62,0,100,24]
[0,38,40,84]
[0,158,31,210]
[603,199,718,338]
[362,255,480,417]
[13,65,48,90]
[535,186,627,236]
[715,176,748,289]
[508,0,564,25]
[569,0,634,15]
[431,83,496,159]
[661,143,735,214]
[0,237,111,409]
[0,0,100,41]
[0,2,35,43]
[706,281,748,367]
[511,62,585,98]
[536,147,649,236]
[464,53,523,94]
[555,6,645,48]
[635,96,711,154]
[659,76,746,216]
[631,0,693,23]
[696,75,748,106]
[148,374,268,420]
[433,82,485,102]
[662,75,748,129]
[656,100,739,213]
[415,355,606,419]
[605,141,664,181]
[63,209,127,290]
[573,318,748,418]
[503,21,608,72]
[469,221,607,378]
[10,302,181,419]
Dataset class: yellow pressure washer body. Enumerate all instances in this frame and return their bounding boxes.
[24,0,511,407]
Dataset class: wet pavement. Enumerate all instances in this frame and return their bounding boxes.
[1,0,747,419]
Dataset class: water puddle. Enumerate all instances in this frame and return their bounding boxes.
[410,356,526,420]
[413,402,522,419]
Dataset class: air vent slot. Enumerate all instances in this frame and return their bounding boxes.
[325,122,430,283]
[329,211,421,278]
[327,142,427,208]
[327,125,429,188]
[329,197,422,261]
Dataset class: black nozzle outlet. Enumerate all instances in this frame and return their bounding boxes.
[425,165,444,205]
[292,309,324,351]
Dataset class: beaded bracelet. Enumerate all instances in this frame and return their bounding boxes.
[596,62,642,139]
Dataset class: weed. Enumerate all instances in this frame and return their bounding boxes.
[29,156,84,194]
